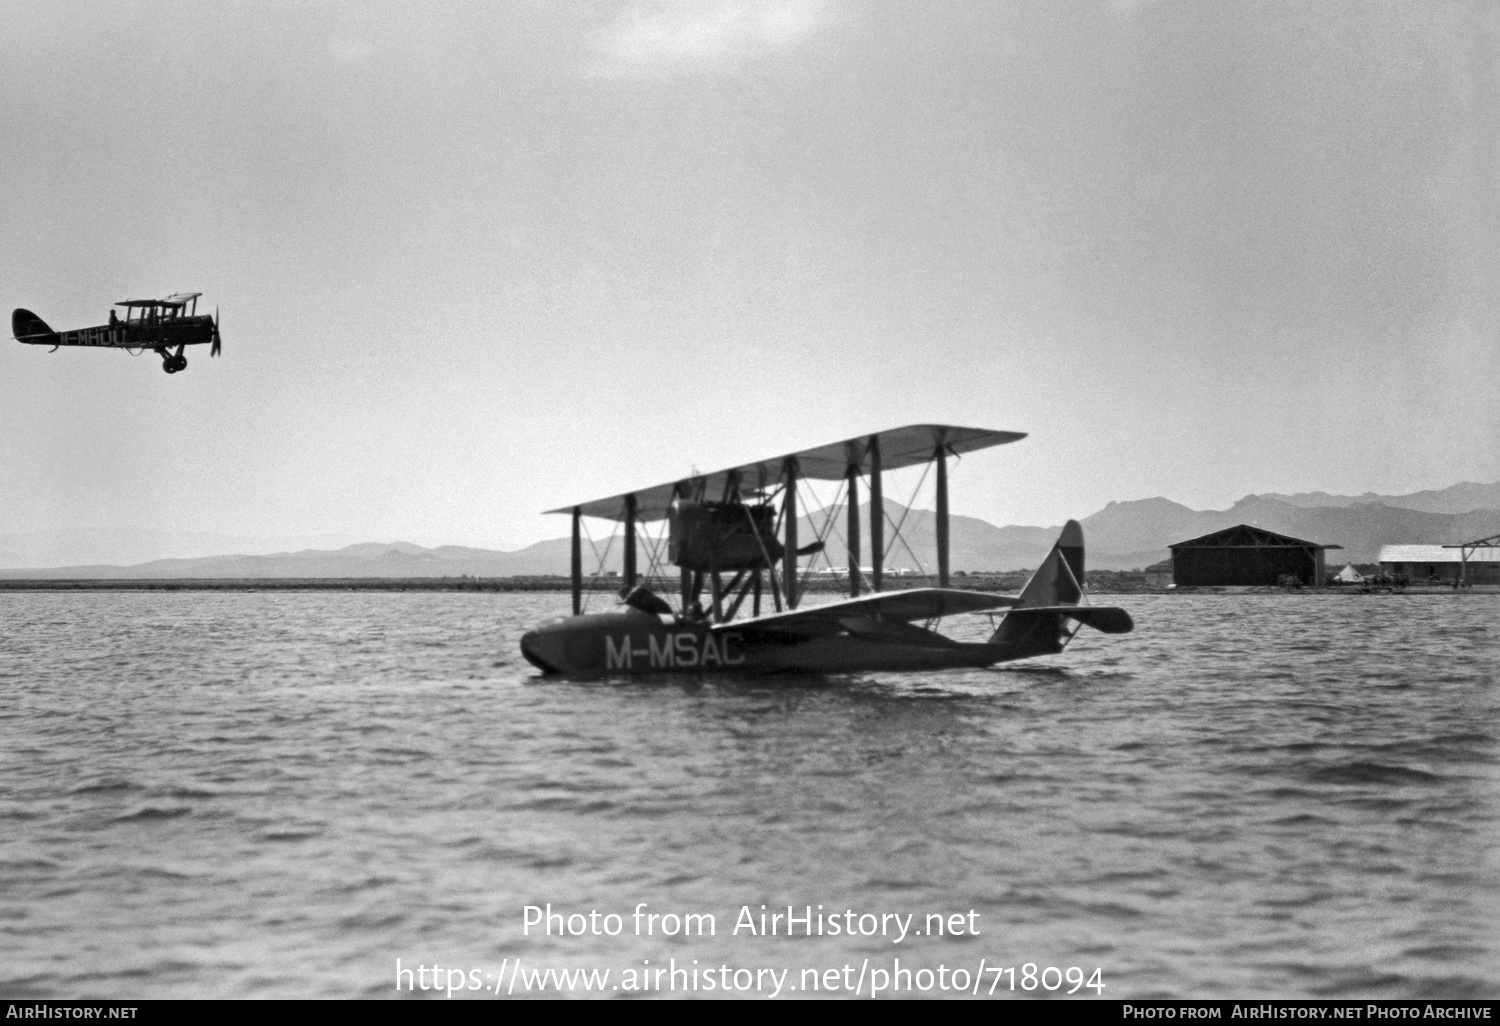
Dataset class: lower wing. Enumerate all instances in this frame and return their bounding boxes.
[716,587,1021,640]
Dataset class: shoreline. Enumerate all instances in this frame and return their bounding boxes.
[0,575,1491,595]
[0,574,1038,593]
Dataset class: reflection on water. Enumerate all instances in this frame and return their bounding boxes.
[0,591,1496,998]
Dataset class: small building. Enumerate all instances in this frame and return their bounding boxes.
[1378,544,1500,585]
[1169,524,1341,587]
[1333,563,1364,584]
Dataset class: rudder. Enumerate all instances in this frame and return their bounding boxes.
[987,520,1098,658]
[12,309,55,340]
[1015,519,1084,608]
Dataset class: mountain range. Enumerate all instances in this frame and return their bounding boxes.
[3,481,1498,578]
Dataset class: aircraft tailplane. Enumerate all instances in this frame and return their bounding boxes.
[988,520,1131,657]
[12,309,55,341]
[1016,519,1084,608]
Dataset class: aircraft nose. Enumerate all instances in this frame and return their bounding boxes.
[519,616,610,678]
[520,628,563,674]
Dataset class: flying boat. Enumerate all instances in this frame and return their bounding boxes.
[12,293,221,374]
[520,424,1133,677]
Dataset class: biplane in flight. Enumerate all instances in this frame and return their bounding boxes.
[12,293,221,374]
[520,424,1133,678]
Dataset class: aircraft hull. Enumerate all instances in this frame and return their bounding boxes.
[519,610,1015,678]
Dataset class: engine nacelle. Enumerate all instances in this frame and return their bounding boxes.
[669,501,784,571]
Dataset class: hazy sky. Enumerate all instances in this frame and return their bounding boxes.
[3,0,1496,552]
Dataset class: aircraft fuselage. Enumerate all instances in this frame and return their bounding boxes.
[17,317,215,351]
[519,609,1025,678]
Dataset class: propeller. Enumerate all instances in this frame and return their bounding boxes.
[210,306,221,357]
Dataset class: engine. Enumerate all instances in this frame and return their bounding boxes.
[669,501,784,571]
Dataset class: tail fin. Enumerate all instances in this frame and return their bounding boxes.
[989,520,1132,658]
[12,309,55,341]
[1016,519,1084,608]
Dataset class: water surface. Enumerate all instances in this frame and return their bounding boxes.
[1,591,1495,998]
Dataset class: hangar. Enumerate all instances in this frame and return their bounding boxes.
[1169,524,1341,587]
[1378,536,1500,585]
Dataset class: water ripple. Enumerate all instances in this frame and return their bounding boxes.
[1,591,1496,998]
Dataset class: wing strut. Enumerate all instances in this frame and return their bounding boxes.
[783,456,799,609]
[571,507,583,615]
[846,460,861,598]
[935,440,950,588]
[870,433,884,593]
[623,494,638,594]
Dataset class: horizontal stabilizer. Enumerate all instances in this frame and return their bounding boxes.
[1015,605,1134,634]
[988,519,1134,657]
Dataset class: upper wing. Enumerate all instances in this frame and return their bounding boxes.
[713,587,1021,640]
[115,295,194,308]
[546,424,1026,522]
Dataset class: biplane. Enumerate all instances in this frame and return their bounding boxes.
[520,424,1133,677]
[12,293,221,374]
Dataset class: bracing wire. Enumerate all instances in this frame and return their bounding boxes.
[637,517,681,613]
[796,476,849,598]
[579,518,618,614]
[881,461,934,585]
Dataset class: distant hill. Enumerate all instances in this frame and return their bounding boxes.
[1079,495,1500,565]
[0,539,586,581]
[0,505,1057,579]
[0,527,368,570]
[1249,481,1500,515]
[5,487,1498,578]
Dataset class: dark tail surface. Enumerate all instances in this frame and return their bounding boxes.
[1017,519,1084,608]
[12,309,55,341]
[989,520,1133,658]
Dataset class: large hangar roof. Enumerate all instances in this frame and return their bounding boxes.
[1169,524,1342,551]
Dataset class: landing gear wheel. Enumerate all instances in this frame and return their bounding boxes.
[163,360,177,374]
[173,355,187,372]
